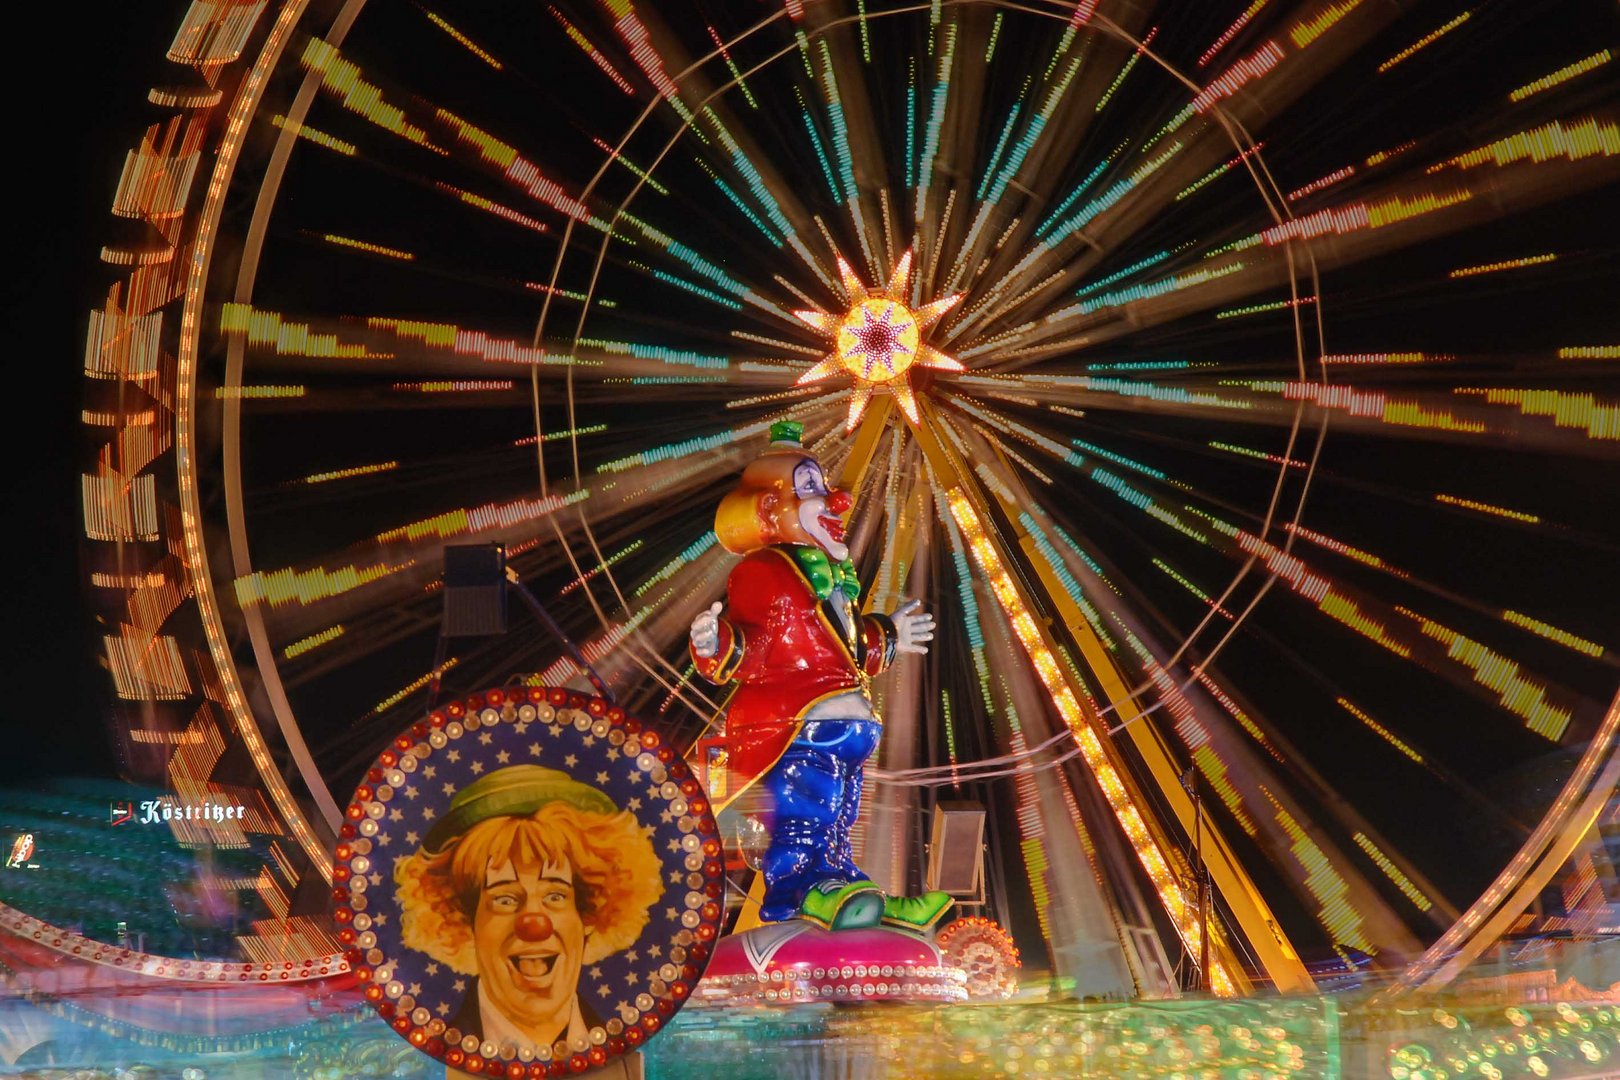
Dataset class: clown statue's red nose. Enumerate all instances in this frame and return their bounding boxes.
[515,912,554,941]
[826,489,852,514]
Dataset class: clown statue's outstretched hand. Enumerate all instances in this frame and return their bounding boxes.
[891,599,934,655]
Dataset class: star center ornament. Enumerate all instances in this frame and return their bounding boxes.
[793,250,964,429]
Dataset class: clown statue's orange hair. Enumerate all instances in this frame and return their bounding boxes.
[714,421,824,554]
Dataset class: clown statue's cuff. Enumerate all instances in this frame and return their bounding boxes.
[864,613,898,674]
[693,620,745,683]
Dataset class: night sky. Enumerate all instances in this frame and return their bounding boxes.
[3,5,178,785]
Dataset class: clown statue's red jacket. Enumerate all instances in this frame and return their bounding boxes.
[691,544,897,803]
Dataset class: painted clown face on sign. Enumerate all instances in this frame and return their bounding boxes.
[473,856,591,1043]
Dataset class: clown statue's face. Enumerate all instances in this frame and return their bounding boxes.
[473,856,589,1042]
[791,458,852,562]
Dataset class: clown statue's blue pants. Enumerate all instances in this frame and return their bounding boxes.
[759,719,881,923]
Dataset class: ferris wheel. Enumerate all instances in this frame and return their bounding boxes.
[75,0,1620,998]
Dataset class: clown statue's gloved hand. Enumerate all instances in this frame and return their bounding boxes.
[891,599,934,654]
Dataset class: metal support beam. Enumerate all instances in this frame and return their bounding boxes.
[910,402,1260,994]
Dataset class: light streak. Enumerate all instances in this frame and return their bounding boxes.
[1259,787,1376,954]
[220,304,377,359]
[1558,345,1620,359]
[369,317,559,365]
[321,234,414,260]
[1502,611,1605,659]
[300,461,398,484]
[1261,188,1472,245]
[236,560,412,609]
[559,540,643,596]
[421,9,502,69]
[213,385,305,399]
[1399,608,1572,741]
[706,25,758,108]
[1236,532,1412,657]
[1365,140,1419,166]
[1210,441,1307,469]
[1322,352,1447,365]
[513,425,607,447]
[1353,834,1434,911]
[269,115,355,155]
[1282,523,1409,577]
[374,489,587,544]
[1338,698,1424,763]
[1457,387,1620,440]
[1287,165,1356,201]
[1199,0,1269,67]
[298,39,437,149]
[1508,50,1612,102]
[1216,295,1316,319]
[1434,493,1540,524]
[1449,253,1557,278]
[391,380,515,393]
[435,182,550,232]
[368,659,459,718]
[1096,29,1155,113]
[283,626,346,660]
[1193,670,1285,762]
[1436,116,1620,170]
[1290,0,1362,48]
[1282,381,1485,433]
[916,22,956,209]
[1193,41,1284,114]
[435,108,595,223]
[548,6,635,95]
[1377,11,1472,73]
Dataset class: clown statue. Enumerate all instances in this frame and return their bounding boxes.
[690,421,954,933]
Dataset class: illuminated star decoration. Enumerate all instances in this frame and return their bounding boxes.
[793,250,964,429]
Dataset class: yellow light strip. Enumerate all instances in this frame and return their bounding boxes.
[367,659,459,718]
[283,625,346,660]
[300,461,398,485]
[269,114,356,156]
[943,487,1235,994]
[1399,608,1573,741]
[1508,50,1612,102]
[1377,11,1471,73]
[1438,116,1620,170]
[1353,833,1434,911]
[322,233,414,260]
[1289,0,1361,48]
[1558,345,1620,359]
[1463,388,1620,441]
[1502,611,1605,659]
[1434,493,1540,523]
[1449,253,1557,278]
[422,9,503,69]
[1338,698,1424,763]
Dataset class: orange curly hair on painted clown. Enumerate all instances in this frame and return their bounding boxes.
[715,421,840,555]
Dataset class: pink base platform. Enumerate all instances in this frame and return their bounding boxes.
[695,921,968,1005]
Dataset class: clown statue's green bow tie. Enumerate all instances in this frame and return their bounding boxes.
[788,545,861,603]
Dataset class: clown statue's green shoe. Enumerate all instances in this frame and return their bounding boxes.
[881,891,955,932]
[798,880,886,930]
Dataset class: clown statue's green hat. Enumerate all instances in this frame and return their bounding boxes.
[423,764,616,853]
[768,420,804,448]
